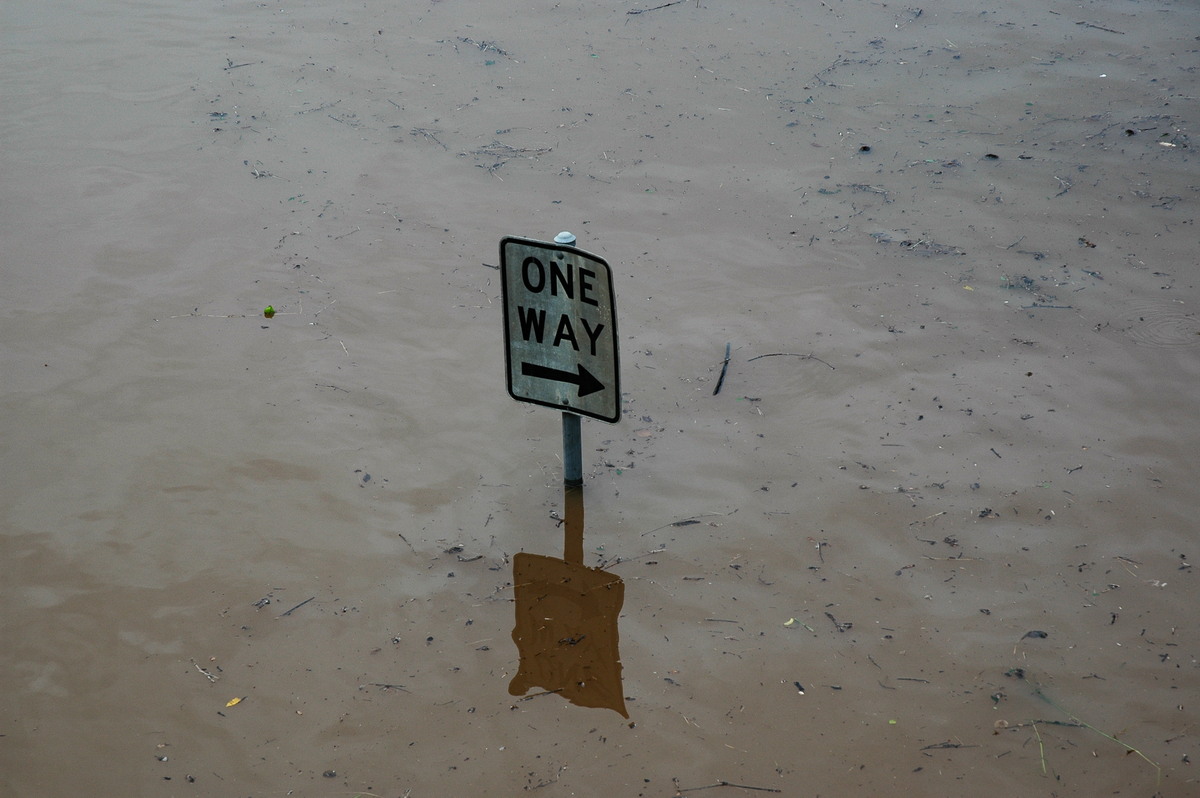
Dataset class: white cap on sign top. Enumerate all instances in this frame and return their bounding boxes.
[554,231,576,245]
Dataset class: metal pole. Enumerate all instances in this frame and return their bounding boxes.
[562,412,582,487]
[555,231,583,488]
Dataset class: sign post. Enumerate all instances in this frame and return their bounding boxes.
[501,232,620,486]
[562,411,583,487]
[501,233,627,715]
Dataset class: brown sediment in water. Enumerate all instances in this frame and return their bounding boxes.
[2,1,1198,795]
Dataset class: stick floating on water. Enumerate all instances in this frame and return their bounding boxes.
[713,342,732,395]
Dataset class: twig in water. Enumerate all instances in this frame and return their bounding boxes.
[194,662,219,682]
[640,512,728,537]
[455,36,515,60]
[1031,686,1161,782]
[849,183,891,202]
[1032,722,1047,776]
[713,342,732,395]
[296,100,341,115]
[824,611,852,632]
[628,0,687,15]
[597,546,665,570]
[277,596,316,617]
[1076,20,1125,34]
[920,740,977,750]
[672,778,782,794]
[747,352,835,369]
[411,127,448,150]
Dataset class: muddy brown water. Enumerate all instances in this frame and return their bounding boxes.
[3,1,1198,795]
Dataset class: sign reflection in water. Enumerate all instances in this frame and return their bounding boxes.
[509,486,628,717]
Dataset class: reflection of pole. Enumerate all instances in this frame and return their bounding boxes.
[554,231,584,490]
[563,484,584,566]
[562,412,582,487]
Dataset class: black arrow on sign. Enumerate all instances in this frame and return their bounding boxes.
[521,362,605,397]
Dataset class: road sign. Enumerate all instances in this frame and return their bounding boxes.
[501,236,620,423]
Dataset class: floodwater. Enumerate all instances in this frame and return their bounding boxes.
[2,1,1197,795]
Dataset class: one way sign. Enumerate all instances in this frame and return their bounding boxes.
[501,236,620,423]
